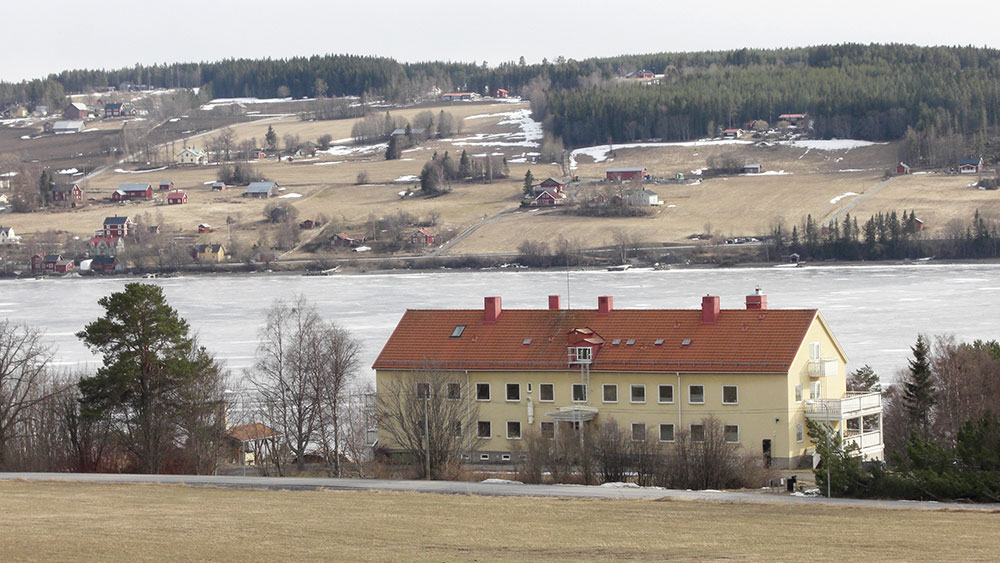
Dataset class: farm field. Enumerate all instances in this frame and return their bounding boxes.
[1,480,997,561]
[3,97,998,258]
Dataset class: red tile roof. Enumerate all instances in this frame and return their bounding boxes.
[227,423,281,442]
[373,306,820,374]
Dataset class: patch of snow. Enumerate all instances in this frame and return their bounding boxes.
[1,172,18,177]
[599,482,640,488]
[829,192,859,204]
[19,135,31,140]
[480,478,523,485]
[700,489,725,493]
[200,96,310,110]
[393,175,419,182]
[667,204,677,208]
[453,108,542,149]
[690,168,705,176]
[313,161,344,166]
[570,139,751,169]
[58,168,79,175]
[798,148,811,159]
[279,193,302,199]
[168,118,181,122]
[913,171,931,175]
[319,143,387,157]
[743,170,790,176]
[202,181,216,185]
[114,166,168,174]
[781,139,886,151]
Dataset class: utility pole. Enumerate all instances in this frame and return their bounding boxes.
[423,394,431,480]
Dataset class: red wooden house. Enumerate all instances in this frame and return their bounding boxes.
[31,254,73,274]
[167,191,188,204]
[537,177,567,193]
[112,183,152,201]
[102,216,134,238]
[494,88,509,98]
[533,189,567,207]
[63,102,89,120]
[159,180,174,191]
[90,255,121,273]
[331,232,366,247]
[211,182,227,191]
[606,167,648,181]
[409,228,435,246]
[51,183,83,202]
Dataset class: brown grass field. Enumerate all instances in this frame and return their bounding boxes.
[0,480,997,561]
[5,99,1000,257]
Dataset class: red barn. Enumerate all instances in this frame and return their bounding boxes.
[159,180,174,191]
[166,191,188,204]
[538,177,567,193]
[112,183,152,201]
[409,228,435,246]
[606,167,648,182]
[63,102,89,120]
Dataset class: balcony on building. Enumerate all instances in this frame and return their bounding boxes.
[806,391,883,461]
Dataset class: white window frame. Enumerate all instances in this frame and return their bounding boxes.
[602,384,618,403]
[796,423,805,443]
[506,420,522,440]
[631,423,647,442]
[630,384,646,404]
[811,381,822,400]
[658,384,674,404]
[794,383,803,403]
[479,453,490,461]
[477,420,492,439]
[572,383,588,402]
[506,382,521,402]
[572,346,592,362]
[809,341,821,360]
[500,453,512,461]
[690,423,706,443]
[689,384,705,404]
[447,382,461,400]
[540,421,555,440]
[659,423,675,442]
[722,385,738,405]
[538,383,555,402]
[475,382,491,402]
[724,424,740,443]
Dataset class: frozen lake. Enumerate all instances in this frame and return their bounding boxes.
[2,263,998,385]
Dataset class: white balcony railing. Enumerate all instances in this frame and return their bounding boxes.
[843,430,883,458]
[805,391,882,420]
[808,357,838,377]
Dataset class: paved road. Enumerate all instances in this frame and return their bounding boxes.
[824,176,897,227]
[2,472,995,511]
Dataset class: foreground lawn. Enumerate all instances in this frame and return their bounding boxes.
[0,480,997,561]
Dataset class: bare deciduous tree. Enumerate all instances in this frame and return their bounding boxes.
[0,321,53,469]
[376,368,481,479]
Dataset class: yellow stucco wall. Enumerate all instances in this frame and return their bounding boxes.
[375,314,849,468]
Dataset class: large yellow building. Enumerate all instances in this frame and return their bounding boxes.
[373,292,883,469]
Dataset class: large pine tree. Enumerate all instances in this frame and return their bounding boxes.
[903,334,936,439]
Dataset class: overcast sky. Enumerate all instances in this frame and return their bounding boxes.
[5,0,1000,83]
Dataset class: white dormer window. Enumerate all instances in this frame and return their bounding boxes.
[570,346,592,364]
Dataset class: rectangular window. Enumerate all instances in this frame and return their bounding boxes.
[477,420,491,439]
[539,383,554,402]
[476,383,490,401]
[501,453,511,461]
[602,384,618,403]
[452,420,462,437]
[506,383,520,402]
[631,423,647,441]
[796,423,804,443]
[540,421,555,439]
[690,424,706,443]
[659,423,675,442]
[506,421,522,440]
[572,383,587,402]
[809,341,821,360]
[811,381,822,400]
[479,453,490,461]
[722,385,738,405]
[451,325,466,338]
[724,424,739,443]
[794,383,802,403]
[689,385,705,404]
[573,347,592,362]
[658,384,674,404]
[416,382,430,400]
[447,382,461,400]
[630,384,646,403]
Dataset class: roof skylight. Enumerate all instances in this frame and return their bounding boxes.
[450,325,466,338]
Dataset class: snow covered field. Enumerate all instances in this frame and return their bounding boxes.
[3,264,1000,382]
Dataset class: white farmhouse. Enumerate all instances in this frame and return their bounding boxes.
[0,226,21,245]
[177,147,208,165]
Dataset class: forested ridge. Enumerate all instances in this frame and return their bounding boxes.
[4,44,1000,149]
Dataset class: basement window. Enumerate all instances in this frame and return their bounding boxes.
[451,325,466,338]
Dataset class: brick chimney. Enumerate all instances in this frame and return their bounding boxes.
[597,296,613,316]
[701,295,720,324]
[484,296,502,324]
[548,295,562,310]
[745,286,767,310]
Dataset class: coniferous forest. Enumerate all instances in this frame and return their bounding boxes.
[4,44,1000,149]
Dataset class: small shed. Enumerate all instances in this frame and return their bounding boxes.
[896,162,911,175]
[958,157,984,174]
[242,181,279,199]
[211,182,227,191]
[159,180,174,191]
[167,191,188,205]
[742,163,762,174]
